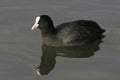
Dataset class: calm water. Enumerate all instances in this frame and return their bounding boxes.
[0,0,120,80]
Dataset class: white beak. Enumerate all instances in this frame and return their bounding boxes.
[31,23,39,30]
[33,68,41,76]
[31,16,40,30]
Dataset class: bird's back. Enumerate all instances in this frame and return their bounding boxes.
[55,20,105,46]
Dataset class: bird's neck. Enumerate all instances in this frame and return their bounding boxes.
[41,33,62,47]
[39,24,56,35]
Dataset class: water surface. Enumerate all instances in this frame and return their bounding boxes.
[0,0,120,80]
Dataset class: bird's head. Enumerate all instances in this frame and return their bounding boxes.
[31,15,54,31]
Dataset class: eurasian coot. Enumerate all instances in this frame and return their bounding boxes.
[31,15,105,47]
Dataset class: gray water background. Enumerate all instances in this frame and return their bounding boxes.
[0,0,120,80]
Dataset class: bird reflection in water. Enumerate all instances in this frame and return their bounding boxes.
[33,38,103,75]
